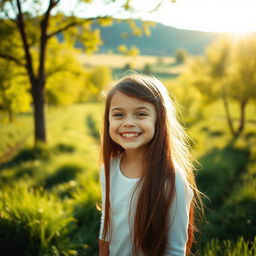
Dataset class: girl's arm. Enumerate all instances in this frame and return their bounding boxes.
[99,166,110,255]
[166,170,194,256]
[99,239,109,256]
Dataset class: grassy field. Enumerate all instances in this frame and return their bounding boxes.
[0,103,105,255]
[78,53,182,79]
[78,53,175,69]
[0,99,256,255]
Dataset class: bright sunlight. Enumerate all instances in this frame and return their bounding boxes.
[144,0,256,34]
[54,0,256,35]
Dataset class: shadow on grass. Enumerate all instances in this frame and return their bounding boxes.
[85,114,100,141]
[44,163,84,189]
[0,143,76,171]
[53,143,76,154]
[200,126,224,137]
[197,139,250,208]
[0,218,33,256]
[72,199,101,256]
[196,139,256,246]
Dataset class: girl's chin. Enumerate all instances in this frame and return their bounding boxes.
[121,145,147,152]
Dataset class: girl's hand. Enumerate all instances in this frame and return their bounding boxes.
[99,239,110,256]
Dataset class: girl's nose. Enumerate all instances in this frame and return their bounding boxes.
[123,116,135,127]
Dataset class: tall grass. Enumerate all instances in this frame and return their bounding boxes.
[0,183,77,255]
[202,237,256,256]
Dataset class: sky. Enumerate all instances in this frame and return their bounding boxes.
[56,0,256,34]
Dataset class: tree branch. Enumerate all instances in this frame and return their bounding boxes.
[16,0,35,82]
[38,0,59,87]
[47,16,110,39]
[0,53,26,67]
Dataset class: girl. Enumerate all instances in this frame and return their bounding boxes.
[99,74,200,256]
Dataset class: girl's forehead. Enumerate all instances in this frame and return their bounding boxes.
[109,91,153,109]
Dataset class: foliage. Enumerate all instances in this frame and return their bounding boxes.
[174,48,187,64]
[142,63,152,74]
[0,59,31,122]
[86,114,100,140]
[182,35,256,137]
[83,66,112,102]
[46,42,86,106]
[202,237,256,256]
[118,44,140,56]
[0,184,77,255]
[197,143,250,207]
[165,77,202,121]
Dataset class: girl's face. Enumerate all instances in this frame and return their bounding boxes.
[109,91,157,154]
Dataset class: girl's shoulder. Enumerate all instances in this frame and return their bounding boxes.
[100,154,122,180]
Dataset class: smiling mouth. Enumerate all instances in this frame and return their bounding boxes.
[120,132,141,138]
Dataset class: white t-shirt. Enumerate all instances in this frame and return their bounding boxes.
[99,154,193,256]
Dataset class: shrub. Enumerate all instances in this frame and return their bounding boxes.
[203,196,256,242]
[197,144,250,207]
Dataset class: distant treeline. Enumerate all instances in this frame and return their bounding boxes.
[96,20,221,55]
[59,19,221,56]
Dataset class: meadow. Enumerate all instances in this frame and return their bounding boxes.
[0,53,256,255]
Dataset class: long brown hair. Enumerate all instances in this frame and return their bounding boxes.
[101,74,200,255]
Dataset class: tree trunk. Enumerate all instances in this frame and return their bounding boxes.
[32,79,46,144]
[222,93,236,137]
[8,109,13,123]
[236,99,247,137]
[222,92,248,138]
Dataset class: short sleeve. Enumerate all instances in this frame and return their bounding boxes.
[165,170,194,256]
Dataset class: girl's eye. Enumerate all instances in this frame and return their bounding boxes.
[136,112,148,118]
[112,113,124,118]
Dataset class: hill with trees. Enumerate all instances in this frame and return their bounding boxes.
[94,20,221,56]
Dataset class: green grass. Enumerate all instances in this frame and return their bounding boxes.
[202,237,256,256]
[0,112,33,156]
[0,103,103,255]
[0,183,77,255]
[0,100,256,255]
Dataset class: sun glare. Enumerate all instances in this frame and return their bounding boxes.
[153,0,256,34]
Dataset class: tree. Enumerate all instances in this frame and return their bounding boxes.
[142,63,152,74]
[174,48,187,64]
[184,35,256,137]
[225,36,256,136]
[0,0,160,145]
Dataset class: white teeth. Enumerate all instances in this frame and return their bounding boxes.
[122,133,139,138]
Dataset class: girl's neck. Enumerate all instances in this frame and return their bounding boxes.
[121,149,145,178]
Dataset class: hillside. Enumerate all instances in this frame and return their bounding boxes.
[96,20,221,56]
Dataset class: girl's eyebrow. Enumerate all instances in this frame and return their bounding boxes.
[110,106,151,112]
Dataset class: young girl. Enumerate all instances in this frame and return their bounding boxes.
[99,74,199,256]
